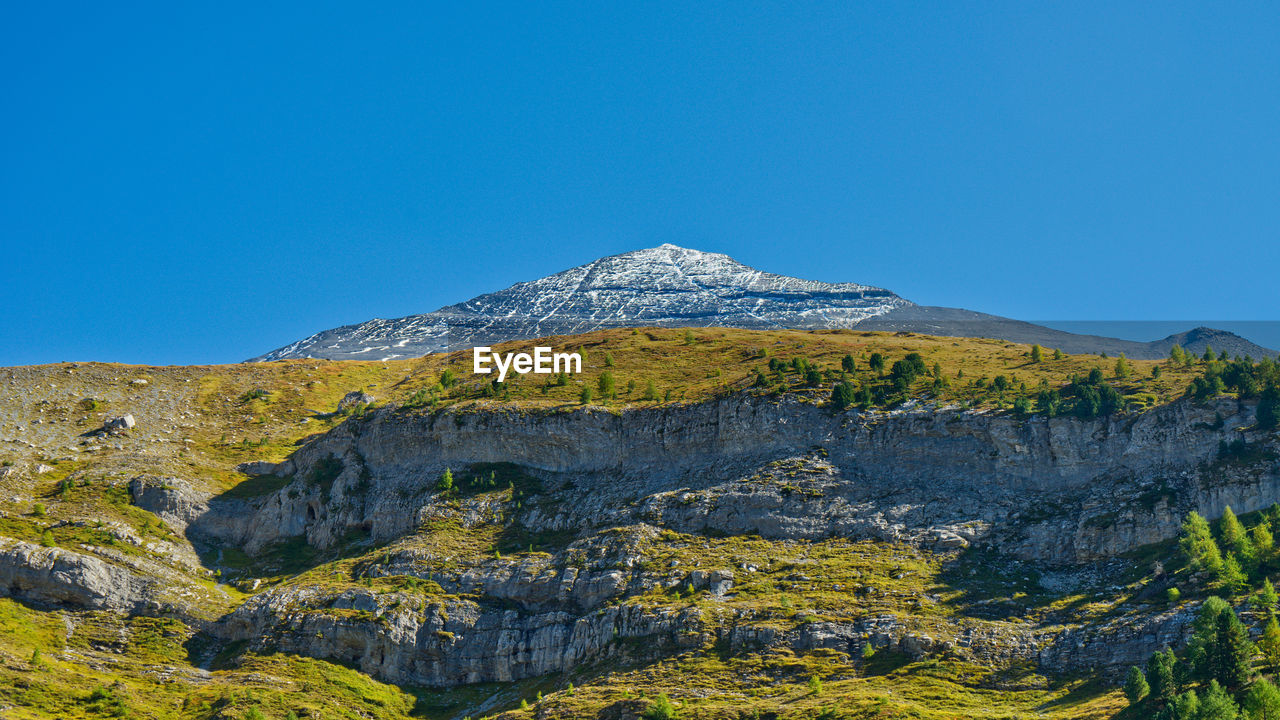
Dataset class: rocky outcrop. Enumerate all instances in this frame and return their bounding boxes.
[1039,606,1198,673]
[220,585,706,687]
[0,537,156,612]
[212,394,1277,566]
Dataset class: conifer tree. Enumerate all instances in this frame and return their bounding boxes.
[1221,507,1252,558]
[1216,554,1247,594]
[1124,665,1149,705]
[1243,677,1280,720]
[1030,344,1043,363]
[1115,354,1131,378]
[1254,577,1280,615]
[1260,613,1280,673]
[1181,511,1224,575]
[831,382,856,410]
[1146,648,1177,704]
[1198,680,1241,719]
[1259,385,1280,430]
[1209,608,1255,689]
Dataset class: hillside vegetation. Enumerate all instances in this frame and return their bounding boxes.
[0,328,1276,719]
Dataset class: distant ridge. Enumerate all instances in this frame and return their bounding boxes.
[253,245,1275,362]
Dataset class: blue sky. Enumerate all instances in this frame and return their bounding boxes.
[2,3,1278,365]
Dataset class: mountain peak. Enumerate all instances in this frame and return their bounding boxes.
[253,246,910,361]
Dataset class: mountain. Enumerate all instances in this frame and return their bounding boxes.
[253,244,910,361]
[857,306,1275,360]
[253,244,1275,361]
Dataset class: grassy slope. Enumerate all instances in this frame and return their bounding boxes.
[0,329,1225,718]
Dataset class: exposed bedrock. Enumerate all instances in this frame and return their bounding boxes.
[194,395,1276,565]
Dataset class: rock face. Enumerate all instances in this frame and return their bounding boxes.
[0,538,156,612]
[221,584,706,687]
[202,394,1278,567]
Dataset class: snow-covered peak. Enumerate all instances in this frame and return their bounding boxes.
[252,245,911,361]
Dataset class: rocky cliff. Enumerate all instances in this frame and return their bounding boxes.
[199,394,1276,567]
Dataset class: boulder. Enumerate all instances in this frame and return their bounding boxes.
[337,392,374,412]
[236,460,278,477]
[104,414,136,434]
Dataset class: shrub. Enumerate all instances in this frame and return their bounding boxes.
[808,675,824,695]
[642,694,678,720]
[436,468,454,493]
[831,382,856,410]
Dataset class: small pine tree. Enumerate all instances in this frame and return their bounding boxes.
[1211,607,1255,689]
[604,352,614,367]
[1146,648,1177,704]
[1181,511,1224,574]
[1053,348,1063,360]
[1220,507,1251,556]
[831,382,856,411]
[642,694,678,720]
[1198,680,1241,719]
[437,468,454,493]
[841,354,856,373]
[869,353,885,374]
[580,386,594,404]
[1168,689,1200,719]
[29,648,41,667]
[598,371,615,398]
[1115,355,1131,378]
[1260,613,1280,673]
[1030,344,1043,363]
[1259,385,1280,430]
[643,380,658,401]
[1254,525,1274,563]
[1215,554,1247,594]
[1124,665,1149,705]
[808,675,823,696]
[1243,677,1280,720]
[1171,344,1187,364]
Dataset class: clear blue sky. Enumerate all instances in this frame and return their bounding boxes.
[3,3,1278,366]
